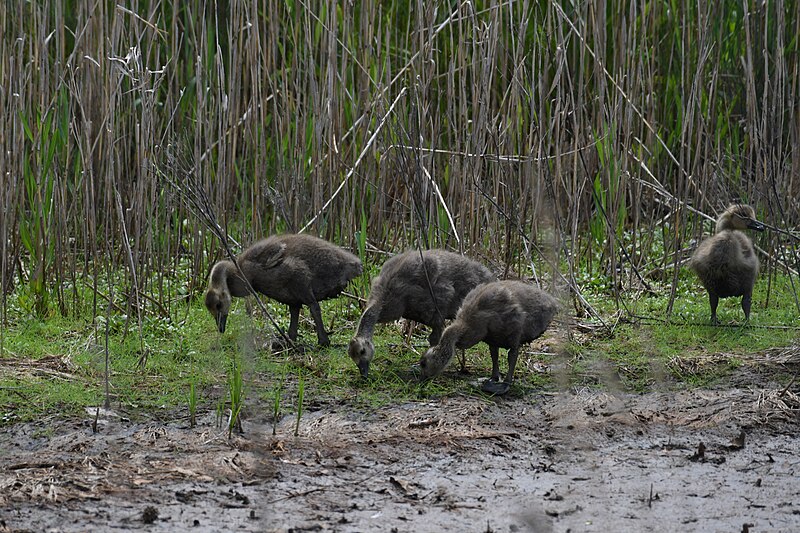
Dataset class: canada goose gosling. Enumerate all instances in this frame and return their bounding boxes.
[689,204,764,324]
[418,280,558,395]
[204,234,362,345]
[348,249,493,378]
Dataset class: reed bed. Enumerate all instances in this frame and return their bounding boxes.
[1,0,798,327]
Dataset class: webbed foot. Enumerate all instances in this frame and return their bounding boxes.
[480,379,511,395]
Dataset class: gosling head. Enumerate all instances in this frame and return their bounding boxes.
[348,337,375,378]
[204,287,232,333]
[717,204,765,233]
[418,345,448,381]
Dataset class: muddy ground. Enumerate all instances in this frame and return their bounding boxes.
[3,364,800,533]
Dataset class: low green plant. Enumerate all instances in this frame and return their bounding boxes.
[215,396,225,430]
[271,364,287,435]
[227,354,244,437]
[294,369,305,437]
[188,377,197,428]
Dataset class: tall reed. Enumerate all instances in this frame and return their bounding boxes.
[0,0,797,334]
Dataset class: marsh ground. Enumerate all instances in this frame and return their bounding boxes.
[2,358,799,533]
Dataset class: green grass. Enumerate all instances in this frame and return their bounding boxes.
[571,270,800,392]
[1,266,798,426]
[0,302,225,424]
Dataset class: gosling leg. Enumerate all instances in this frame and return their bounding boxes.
[481,345,511,395]
[709,293,719,325]
[741,290,753,323]
[307,300,330,346]
[503,346,521,386]
[272,304,301,350]
[489,345,501,382]
[287,304,301,341]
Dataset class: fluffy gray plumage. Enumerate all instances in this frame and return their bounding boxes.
[419,280,558,395]
[204,234,362,345]
[348,249,494,378]
[689,204,764,324]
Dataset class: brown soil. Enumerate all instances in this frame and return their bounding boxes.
[2,368,800,532]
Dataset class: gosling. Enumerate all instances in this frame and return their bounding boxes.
[418,280,558,395]
[348,249,494,378]
[204,234,362,345]
[689,204,764,324]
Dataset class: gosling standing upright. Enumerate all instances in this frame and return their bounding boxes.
[419,280,558,395]
[689,204,764,324]
[348,249,494,378]
[205,234,362,345]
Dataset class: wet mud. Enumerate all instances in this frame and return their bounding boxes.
[2,378,800,532]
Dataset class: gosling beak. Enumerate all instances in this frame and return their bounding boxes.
[414,362,433,383]
[357,360,370,379]
[747,219,765,231]
[217,313,228,333]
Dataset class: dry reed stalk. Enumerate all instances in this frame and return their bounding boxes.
[0,0,796,328]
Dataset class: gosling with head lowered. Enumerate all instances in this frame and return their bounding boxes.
[205,234,362,346]
[419,279,558,395]
[689,204,764,324]
[348,249,494,378]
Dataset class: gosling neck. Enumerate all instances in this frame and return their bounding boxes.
[210,260,249,297]
[440,321,469,351]
[355,304,381,339]
[715,213,737,233]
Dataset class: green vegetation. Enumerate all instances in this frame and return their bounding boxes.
[1,1,799,428]
[1,253,797,427]
[572,269,800,392]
